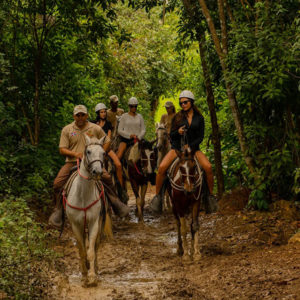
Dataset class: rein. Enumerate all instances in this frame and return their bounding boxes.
[168,158,203,200]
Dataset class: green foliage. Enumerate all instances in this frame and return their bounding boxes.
[0,196,55,298]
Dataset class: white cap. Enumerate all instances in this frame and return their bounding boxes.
[73,105,88,115]
[179,90,195,101]
[95,103,107,112]
[109,95,119,102]
[128,97,138,105]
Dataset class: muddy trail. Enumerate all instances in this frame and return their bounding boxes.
[49,185,300,300]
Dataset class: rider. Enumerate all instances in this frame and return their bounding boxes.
[160,101,176,134]
[95,103,127,197]
[49,105,130,228]
[151,90,215,213]
[107,95,124,138]
[116,97,146,161]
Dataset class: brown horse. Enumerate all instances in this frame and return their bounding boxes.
[167,148,207,261]
[125,140,156,222]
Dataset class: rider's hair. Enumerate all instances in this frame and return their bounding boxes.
[171,103,203,132]
[95,110,107,123]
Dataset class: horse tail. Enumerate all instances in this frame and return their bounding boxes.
[103,210,113,239]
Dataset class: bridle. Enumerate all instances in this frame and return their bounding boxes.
[78,142,104,180]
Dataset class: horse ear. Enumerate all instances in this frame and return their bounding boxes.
[85,134,91,146]
[99,136,106,146]
[155,122,159,129]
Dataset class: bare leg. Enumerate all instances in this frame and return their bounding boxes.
[195,151,214,194]
[108,150,124,187]
[156,149,177,194]
[116,142,127,160]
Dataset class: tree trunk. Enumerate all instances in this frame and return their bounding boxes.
[34,54,41,145]
[198,37,225,198]
[181,0,225,197]
[198,0,255,174]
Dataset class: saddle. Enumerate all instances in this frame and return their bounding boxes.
[63,170,103,200]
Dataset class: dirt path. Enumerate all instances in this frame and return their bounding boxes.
[50,185,300,300]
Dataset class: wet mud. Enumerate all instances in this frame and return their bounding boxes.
[49,185,300,299]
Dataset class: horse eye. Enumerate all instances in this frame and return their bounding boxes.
[87,150,91,155]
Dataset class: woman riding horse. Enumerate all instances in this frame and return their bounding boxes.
[95,103,124,189]
[116,97,146,162]
[151,90,216,212]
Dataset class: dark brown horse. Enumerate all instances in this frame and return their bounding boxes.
[125,140,156,222]
[167,148,207,261]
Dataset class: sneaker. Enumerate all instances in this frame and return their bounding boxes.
[150,194,163,214]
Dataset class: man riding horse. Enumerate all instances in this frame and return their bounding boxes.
[151,90,217,212]
[107,95,124,139]
[49,105,130,228]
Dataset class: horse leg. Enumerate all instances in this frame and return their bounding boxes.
[87,219,100,286]
[139,183,147,222]
[179,217,190,261]
[175,216,183,256]
[165,192,172,212]
[191,202,201,262]
[71,222,88,286]
[130,179,142,221]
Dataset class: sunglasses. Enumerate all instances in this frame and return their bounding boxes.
[129,105,137,108]
[179,100,190,106]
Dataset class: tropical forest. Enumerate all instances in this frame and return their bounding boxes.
[0,0,299,298]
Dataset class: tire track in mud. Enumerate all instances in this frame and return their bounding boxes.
[51,184,300,300]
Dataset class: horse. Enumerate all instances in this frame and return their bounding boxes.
[64,135,112,287]
[155,122,172,211]
[167,147,207,261]
[124,139,156,222]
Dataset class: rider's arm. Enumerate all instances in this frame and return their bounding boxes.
[189,115,205,149]
[137,115,146,140]
[59,148,82,159]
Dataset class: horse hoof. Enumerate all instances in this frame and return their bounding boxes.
[182,253,190,262]
[88,277,98,287]
[193,253,202,262]
[81,277,89,288]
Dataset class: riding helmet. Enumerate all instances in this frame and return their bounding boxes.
[128,97,138,106]
[179,90,195,101]
[95,103,107,112]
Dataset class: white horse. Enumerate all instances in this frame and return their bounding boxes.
[65,135,112,287]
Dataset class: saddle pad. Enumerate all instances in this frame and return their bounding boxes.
[63,171,103,197]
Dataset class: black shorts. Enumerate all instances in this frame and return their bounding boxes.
[120,136,134,146]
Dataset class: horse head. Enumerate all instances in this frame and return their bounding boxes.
[177,148,198,194]
[139,139,157,176]
[155,122,168,151]
[84,135,106,180]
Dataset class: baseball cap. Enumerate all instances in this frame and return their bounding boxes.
[164,101,175,108]
[73,105,88,115]
[109,95,119,102]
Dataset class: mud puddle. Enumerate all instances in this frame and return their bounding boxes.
[49,184,300,299]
